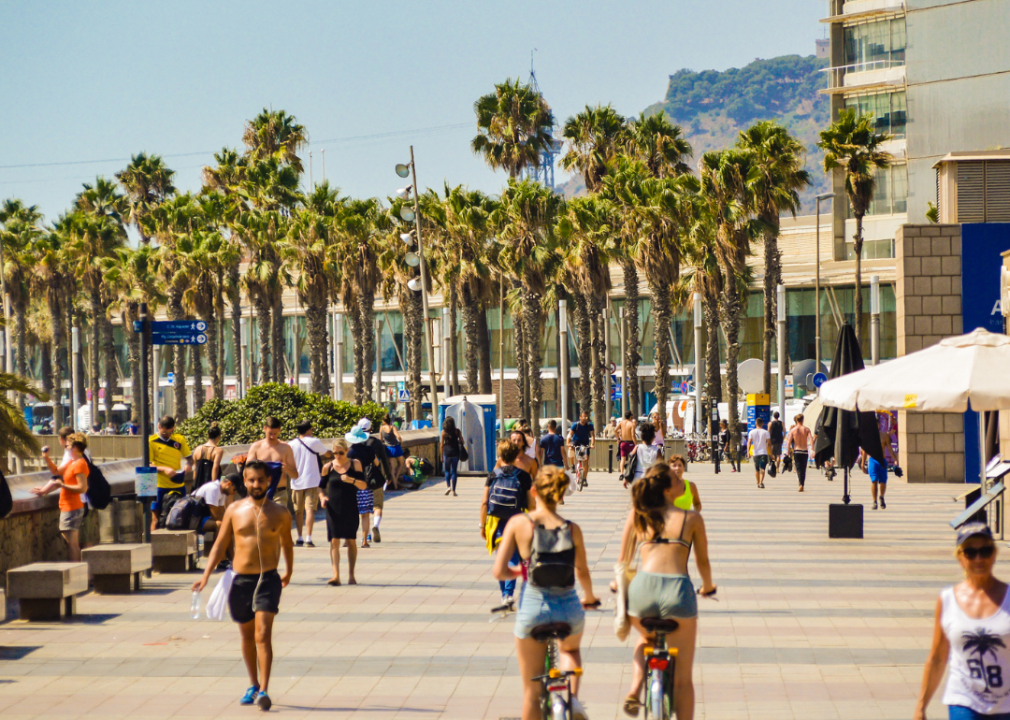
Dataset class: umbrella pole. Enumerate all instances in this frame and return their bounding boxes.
[980,410,986,486]
[843,466,850,505]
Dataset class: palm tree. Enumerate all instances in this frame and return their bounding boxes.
[493,179,564,431]
[0,373,46,469]
[242,109,308,172]
[472,78,555,180]
[684,211,726,407]
[561,104,629,192]
[335,198,382,404]
[283,183,342,394]
[0,200,44,406]
[34,222,72,428]
[961,629,1007,691]
[557,195,616,423]
[738,121,810,395]
[699,149,756,458]
[63,212,126,426]
[116,153,176,245]
[818,109,892,344]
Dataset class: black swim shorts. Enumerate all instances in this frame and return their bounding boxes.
[229,570,282,624]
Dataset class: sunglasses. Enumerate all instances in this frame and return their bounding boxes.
[962,545,996,560]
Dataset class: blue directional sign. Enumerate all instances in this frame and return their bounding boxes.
[133,320,208,346]
[813,372,828,388]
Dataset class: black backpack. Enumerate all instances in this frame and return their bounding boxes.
[166,496,204,531]
[157,490,184,529]
[487,467,523,519]
[85,457,112,510]
[528,520,577,588]
[0,468,12,519]
[363,437,391,491]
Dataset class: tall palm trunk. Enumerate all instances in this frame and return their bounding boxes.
[193,343,204,411]
[449,284,459,396]
[349,308,365,405]
[41,344,52,397]
[651,281,674,419]
[461,284,481,395]
[101,313,117,426]
[476,309,492,394]
[15,297,27,409]
[761,227,781,396]
[271,287,284,383]
[48,291,64,429]
[404,288,423,421]
[305,294,329,394]
[523,287,544,432]
[252,292,271,387]
[125,306,141,423]
[203,309,218,405]
[168,287,187,420]
[359,290,375,403]
[622,259,641,416]
[513,301,527,418]
[719,252,744,457]
[229,266,243,393]
[588,298,606,426]
[574,291,592,417]
[703,292,723,405]
[853,213,864,346]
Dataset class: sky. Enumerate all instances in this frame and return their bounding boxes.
[0,0,824,221]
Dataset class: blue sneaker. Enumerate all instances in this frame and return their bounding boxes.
[240,685,259,705]
[257,691,272,711]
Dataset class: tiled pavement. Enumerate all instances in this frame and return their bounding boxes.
[0,464,965,719]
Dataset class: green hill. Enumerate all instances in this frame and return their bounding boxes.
[560,54,831,212]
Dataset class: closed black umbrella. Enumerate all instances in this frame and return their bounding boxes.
[813,323,885,504]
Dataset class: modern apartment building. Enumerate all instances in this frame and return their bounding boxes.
[821,0,1010,260]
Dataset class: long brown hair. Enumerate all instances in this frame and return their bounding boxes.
[632,463,674,538]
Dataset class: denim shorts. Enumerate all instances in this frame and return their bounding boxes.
[513,583,585,640]
[948,706,1010,720]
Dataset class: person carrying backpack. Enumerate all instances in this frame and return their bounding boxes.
[480,439,537,605]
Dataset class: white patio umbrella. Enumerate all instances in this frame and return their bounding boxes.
[818,328,1010,413]
[819,328,1010,488]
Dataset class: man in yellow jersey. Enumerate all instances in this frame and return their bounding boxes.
[150,415,193,531]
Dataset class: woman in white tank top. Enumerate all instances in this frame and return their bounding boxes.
[917,522,1010,720]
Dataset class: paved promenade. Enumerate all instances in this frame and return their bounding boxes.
[0,463,961,719]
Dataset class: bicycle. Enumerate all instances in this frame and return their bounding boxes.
[573,446,590,491]
[641,617,680,720]
[531,598,600,720]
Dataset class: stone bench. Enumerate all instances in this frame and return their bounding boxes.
[82,544,152,594]
[6,562,88,621]
[203,531,216,557]
[151,530,198,573]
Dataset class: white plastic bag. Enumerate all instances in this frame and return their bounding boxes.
[614,560,636,641]
[205,569,235,621]
[565,470,577,495]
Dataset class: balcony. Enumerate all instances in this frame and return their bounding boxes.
[822,0,905,22]
[820,59,905,95]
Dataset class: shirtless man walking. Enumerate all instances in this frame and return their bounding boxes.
[616,411,638,477]
[193,461,294,710]
[246,417,299,507]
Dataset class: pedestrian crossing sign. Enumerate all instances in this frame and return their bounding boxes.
[398,389,411,402]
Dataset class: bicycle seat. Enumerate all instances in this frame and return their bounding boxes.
[530,622,572,642]
[641,617,680,634]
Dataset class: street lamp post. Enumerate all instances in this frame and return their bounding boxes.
[396,147,439,414]
[604,302,612,422]
[620,307,629,420]
[815,192,835,371]
[870,275,881,366]
[239,317,248,399]
[375,317,383,404]
[442,307,451,400]
[559,299,568,435]
[71,327,80,431]
[693,293,704,434]
[777,283,787,421]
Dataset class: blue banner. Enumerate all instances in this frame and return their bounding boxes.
[961,224,1010,483]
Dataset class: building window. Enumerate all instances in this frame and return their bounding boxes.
[844,91,906,139]
[843,16,906,70]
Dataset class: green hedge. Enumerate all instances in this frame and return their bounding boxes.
[177,383,387,447]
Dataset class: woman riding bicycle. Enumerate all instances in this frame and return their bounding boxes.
[494,466,600,720]
[619,462,716,719]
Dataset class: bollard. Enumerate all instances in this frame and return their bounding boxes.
[608,445,613,474]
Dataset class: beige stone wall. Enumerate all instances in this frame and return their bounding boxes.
[895,224,965,482]
[0,506,100,576]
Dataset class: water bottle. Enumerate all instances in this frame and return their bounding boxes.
[191,591,201,619]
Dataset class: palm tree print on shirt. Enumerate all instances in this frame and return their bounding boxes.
[963,629,1007,694]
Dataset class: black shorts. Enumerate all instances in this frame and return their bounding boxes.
[229,570,282,624]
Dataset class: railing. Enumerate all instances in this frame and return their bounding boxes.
[821,59,905,90]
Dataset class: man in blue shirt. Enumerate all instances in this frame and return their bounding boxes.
[539,419,566,470]
[566,412,595,485]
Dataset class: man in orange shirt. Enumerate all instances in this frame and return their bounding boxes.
[33,432,91,561]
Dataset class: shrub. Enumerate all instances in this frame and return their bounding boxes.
[177,383,387,447]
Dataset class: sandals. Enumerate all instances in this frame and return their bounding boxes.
[622,695,642,717]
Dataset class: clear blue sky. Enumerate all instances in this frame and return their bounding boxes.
[0,0,823,221]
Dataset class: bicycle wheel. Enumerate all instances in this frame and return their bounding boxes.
[647,667,664,719]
